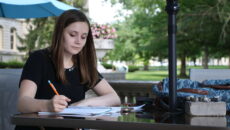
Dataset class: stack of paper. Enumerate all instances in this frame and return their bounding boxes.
[38,104,145,117]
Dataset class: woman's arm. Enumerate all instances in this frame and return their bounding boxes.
[18,79,70,113]
[71,79,121,106]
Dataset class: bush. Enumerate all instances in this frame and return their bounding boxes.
[0,62,7,68]
[0,61,24,68]
[101,62,114,69]
[128,65,139,72]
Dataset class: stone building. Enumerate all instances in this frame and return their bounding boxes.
[0,18,26,62]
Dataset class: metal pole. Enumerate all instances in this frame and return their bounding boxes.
[165,0,179,113]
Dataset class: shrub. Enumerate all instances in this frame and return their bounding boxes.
[101,62,114,69]
[7,61,24,68]
[0,61,24,68]
[128,65,139,72]
[0,62,7,68]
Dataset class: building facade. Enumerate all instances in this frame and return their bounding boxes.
[0,18,26,62]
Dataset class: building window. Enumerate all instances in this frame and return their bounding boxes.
[10,28,16,50]
[0,26,3,49]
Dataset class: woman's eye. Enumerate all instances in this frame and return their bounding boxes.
[70,34,75,37]
[81,34,88,39]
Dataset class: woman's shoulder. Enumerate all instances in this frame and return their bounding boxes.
[30,48,49,58]
[28,48,51,63]
[30,48,48,55]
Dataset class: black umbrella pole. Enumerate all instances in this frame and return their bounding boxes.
[166,0,179,113]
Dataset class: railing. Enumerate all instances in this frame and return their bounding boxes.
[86,80,159,103]
[101,72,126,80]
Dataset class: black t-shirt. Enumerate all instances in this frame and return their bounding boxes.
[20,49,90,103]
[16,49,102,130]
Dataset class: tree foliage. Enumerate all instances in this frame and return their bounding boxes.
[18,18,55,56]
[106,0,230,74]
[106,0,167,69]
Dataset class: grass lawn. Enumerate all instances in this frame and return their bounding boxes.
[126,65,230,81]
[126,70,168,81]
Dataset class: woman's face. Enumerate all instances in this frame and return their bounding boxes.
[62,21,89,56]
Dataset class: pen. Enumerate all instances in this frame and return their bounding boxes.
[48,80,60,95]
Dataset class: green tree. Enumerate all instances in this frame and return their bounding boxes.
[107,0,167,70]
[106,20,137,62]
[108,0,230,76]
[181,0,229,69]
[215,0,230,68]
[18,18,55,56]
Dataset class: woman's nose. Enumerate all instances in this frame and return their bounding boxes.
[75,36,81,44]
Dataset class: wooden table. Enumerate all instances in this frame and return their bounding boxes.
[11,110,230,130]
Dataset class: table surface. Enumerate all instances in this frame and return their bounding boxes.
[11,106,230,130]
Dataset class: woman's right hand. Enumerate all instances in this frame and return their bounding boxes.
[48,95,71,112]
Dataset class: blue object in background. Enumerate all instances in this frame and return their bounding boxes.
[153,78,230,111]
[0,0,77,18]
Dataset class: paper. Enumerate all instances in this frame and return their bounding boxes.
[39,107,112,116]
[61,112,122,118]
[132,104,145,111]
[38,104,145,116]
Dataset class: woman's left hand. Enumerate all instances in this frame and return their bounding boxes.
[70,79,121,107]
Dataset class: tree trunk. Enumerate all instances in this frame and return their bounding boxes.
[202,46,209,69]
[143,65,149,71]
[143,60,149,71]
[229,55,230,69]
[192,57,196,66]
[179,55,187,77]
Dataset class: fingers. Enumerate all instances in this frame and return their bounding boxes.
[55,95,71,102]
[50,95,71,112]
[52,104,66,112]
[54,95,71,106]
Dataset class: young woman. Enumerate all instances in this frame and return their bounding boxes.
[16,9,120,130]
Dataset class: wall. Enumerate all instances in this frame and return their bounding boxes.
[0,18,25,62]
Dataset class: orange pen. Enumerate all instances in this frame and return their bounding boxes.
[48,80,60,95]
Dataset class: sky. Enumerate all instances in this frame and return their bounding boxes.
[88,0,124,24]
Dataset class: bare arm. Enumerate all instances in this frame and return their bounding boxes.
[17,79,70,113]
[70,79,121,107]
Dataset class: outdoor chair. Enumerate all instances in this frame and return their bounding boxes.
[189,69,230,82]
[0,69,22,130]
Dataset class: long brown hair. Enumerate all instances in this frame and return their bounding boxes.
[50,9,98,88]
